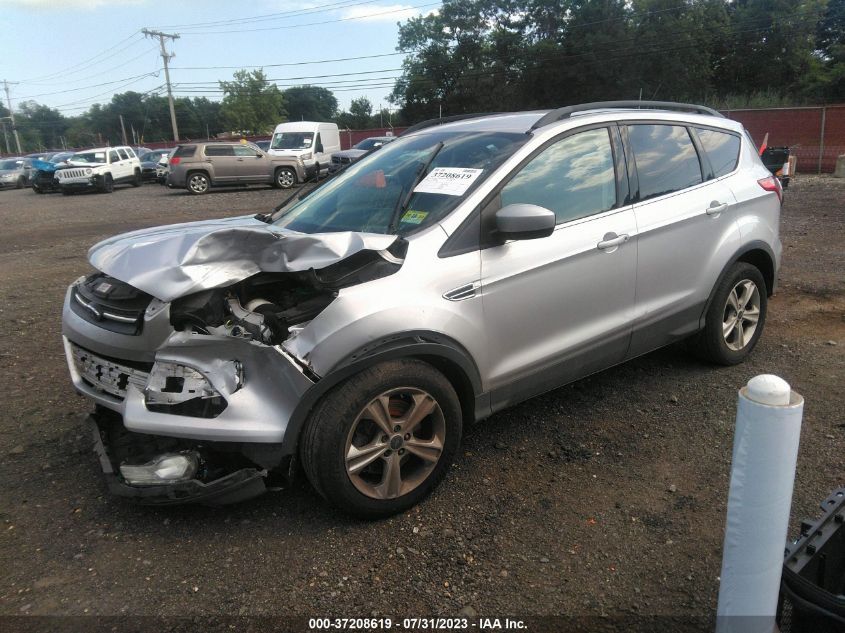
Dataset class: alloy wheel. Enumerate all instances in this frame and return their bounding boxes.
[189,174,209,194]
[344,388,445,500]
[722,279,761,351]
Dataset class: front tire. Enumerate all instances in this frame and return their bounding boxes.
[98,173,114,193]
[301,360,462,519]
[16,177,25,189]
[693,262,768,365]
[274,167,296,189]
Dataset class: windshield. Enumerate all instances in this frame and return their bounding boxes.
[271,132,314,151]
[273,130,528,236]
[354,138,390,151]
[0,160,22,170]
[50,153,72,163]
[70,151,106,164]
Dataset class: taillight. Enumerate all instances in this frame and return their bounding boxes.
[758,176,782,203]
[170,157,181,166]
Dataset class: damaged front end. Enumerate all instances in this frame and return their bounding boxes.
[62,218,406,504]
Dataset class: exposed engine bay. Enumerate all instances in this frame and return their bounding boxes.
[169,241,406,346]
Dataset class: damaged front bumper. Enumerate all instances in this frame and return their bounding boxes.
[89,412,269,505]
[62,283,318,504]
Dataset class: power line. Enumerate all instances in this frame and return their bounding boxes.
[154,0,389,30]
[177,2,439,35]
[20,32,145,84]
[170,50,407,71]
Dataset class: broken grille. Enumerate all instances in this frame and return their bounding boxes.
[71,344,150,400]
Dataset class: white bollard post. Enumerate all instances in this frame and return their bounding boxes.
[716,375,804,633]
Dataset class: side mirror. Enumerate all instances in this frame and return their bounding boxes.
[495,203,556,241]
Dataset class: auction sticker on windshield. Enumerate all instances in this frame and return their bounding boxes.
[414,167,483,196]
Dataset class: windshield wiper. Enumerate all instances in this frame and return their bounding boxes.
[387,141,444,234]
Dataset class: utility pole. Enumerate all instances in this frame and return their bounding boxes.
[3,80,23,155]
[1,120,9,154]
[142,28,180,142]
[119,114,128,145]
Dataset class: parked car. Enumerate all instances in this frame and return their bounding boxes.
[329,135,395,173]
[166,141,305,194]
[55,146,142,194]
[61,101,781,516]
[50,152,74,164]
[139,149,171,182]
[268,121,340,181]
[156,148,176,184]
[0,157,32,189]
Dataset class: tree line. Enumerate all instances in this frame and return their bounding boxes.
[1,70,396,153]
[3,0,842,153]
[391,0,844,120]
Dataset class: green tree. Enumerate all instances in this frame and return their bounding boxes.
[283,85,338,121]
[219,69,286,134]
[15,101,69,150]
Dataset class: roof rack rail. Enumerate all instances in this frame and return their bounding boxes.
[529,100,724,131]
[401,112,502,137]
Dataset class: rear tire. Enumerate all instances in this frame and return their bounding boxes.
[187,172,209,195]
[131,169,141,187]
[301,359,462,519]
[692,262,767,365]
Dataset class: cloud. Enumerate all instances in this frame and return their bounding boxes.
[4,0,146,9]
[341,4,428,22]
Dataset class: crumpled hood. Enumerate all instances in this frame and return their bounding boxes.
[88,215,398,302]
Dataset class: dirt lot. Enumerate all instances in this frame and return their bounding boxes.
[0,177,842,629]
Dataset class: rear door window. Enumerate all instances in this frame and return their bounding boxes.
[627,124,703,201]
[695,128,741,178]
[117,149,129,160]
[204,145,235,157]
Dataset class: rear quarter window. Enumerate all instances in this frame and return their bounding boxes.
[627,124,703,201]
[695,128,741,178]
[173,145,197,158]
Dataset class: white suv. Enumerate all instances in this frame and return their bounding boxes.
[56,146,142,194]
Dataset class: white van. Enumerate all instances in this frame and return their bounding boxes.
[268,121,340,181]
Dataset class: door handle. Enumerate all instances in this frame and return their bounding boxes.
[236,158,244,162]
[597,233,629,250]
[706,201,729,215]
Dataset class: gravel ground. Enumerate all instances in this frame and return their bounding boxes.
[0,177,842,629]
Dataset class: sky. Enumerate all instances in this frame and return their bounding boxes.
[0,0,440,118]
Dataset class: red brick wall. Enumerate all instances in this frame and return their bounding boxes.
[723,105,845,174]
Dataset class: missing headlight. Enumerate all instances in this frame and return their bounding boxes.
[144,361,241,418]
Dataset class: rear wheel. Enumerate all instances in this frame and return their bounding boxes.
[274,167,296,189]
[187,172,209,195]
[301,359,462,518]
[692,262,767,365]
[131,169,141,187]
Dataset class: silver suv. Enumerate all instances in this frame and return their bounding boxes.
[166,142,306,194]
[61,102,781,516]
